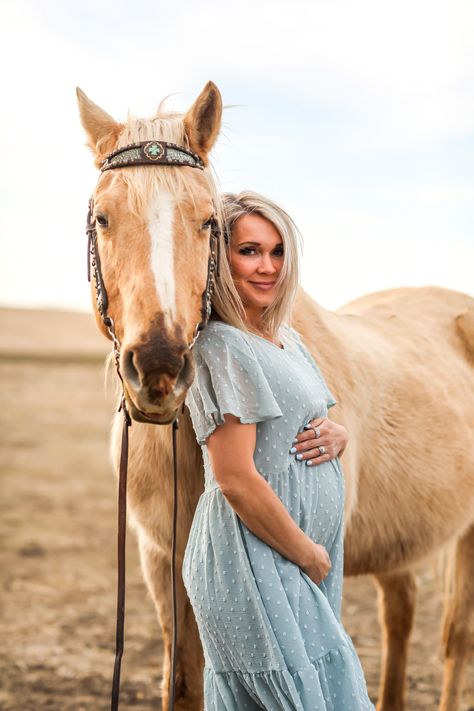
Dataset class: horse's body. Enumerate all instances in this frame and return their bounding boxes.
[78,84,474,711]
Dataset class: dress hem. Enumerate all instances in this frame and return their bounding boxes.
[204,638,375,710]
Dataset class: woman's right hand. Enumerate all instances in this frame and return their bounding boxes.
[300,541,332,585]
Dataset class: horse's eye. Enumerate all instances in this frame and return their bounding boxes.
[96,213,109,228]
[201,217,214,230]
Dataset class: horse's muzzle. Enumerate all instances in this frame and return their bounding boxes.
[121,341,194,422]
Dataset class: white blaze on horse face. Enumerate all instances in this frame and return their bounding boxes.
[147,188,177,325]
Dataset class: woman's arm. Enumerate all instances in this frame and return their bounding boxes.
[206,414,331,583]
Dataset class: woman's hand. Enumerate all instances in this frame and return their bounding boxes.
[289,417,348,467]
[299,541,332,585]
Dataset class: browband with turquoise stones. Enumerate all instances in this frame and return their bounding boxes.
[100,140,204,172]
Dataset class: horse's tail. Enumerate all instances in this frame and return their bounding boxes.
[455,306,474,363]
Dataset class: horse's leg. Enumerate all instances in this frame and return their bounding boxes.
[374,570,417,711]
[439,523,474,711]
[138,535,204,711]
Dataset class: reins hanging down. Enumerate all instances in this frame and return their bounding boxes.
[86,140,220,711]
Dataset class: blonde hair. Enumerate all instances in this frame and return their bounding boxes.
[211,190,303,339]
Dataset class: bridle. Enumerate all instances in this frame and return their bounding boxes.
[85,139,221,711]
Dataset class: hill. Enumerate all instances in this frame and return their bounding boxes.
[0,307,110,361]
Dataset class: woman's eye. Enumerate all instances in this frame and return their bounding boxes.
[96,213,109,228]
[239,247,284,256]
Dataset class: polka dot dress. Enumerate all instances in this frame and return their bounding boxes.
[183,320,375,710]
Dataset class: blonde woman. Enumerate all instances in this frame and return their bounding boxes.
[183,191,374,709]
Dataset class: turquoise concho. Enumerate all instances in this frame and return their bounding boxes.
[144,141,165,160]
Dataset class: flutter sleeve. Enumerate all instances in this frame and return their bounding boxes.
[288,326,337,409]
[185,324,283,446]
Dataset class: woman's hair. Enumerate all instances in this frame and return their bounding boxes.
[210,190,303,338]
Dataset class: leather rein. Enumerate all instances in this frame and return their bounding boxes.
[85,139,220,711]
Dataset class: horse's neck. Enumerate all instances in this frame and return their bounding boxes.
[120,411,204,551]
[292,289,358,394]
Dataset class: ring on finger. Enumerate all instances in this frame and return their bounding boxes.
[312,426,321,439]
[318,445,326,455]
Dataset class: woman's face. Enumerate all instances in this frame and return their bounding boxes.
[228,213,284,314]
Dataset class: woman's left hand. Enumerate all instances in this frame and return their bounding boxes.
[289,417,348,467]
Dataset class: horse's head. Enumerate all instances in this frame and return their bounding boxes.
[77,82,222,424]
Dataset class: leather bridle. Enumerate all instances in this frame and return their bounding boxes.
[85,139,220,711]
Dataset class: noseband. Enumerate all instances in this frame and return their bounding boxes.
[85,140,221,711]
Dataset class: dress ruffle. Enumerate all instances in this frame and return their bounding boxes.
[205,639,374,710]
[186,323,283,445]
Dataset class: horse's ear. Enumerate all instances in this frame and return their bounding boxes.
[76,88,122,168]
[183,81,222,165]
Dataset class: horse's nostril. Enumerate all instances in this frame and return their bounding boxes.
[178,351,192,384]
[123,349,141,388]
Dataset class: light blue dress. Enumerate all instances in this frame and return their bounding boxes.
[183,320,374,710]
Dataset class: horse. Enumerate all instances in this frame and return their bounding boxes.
[77,82,474,711]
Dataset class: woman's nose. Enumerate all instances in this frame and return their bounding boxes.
[257,252,277,273]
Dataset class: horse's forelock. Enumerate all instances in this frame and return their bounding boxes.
[108,110,218,220]
[119,109,188,149]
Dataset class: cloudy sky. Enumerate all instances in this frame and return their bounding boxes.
[1,0,473,313]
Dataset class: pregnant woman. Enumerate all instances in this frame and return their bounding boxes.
[183,190,375,709]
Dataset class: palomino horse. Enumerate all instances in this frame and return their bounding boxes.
[78,82,474,711]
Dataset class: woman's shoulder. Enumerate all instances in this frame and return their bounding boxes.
[284,325,313,356]
[281,323,304,348]
[205,319,237,333]
[202,320,301,347]
[194,320,253,355]
[201,319,247,339]
[283,323,301,339]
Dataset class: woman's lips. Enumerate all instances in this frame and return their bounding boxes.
[249,281,276,291]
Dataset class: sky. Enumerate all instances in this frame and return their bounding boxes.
[1,0,473,313]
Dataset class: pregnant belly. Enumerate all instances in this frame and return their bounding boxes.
[309,459,344,548]
[268,458,345,549]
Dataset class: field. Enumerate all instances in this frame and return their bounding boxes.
[1,308,473,710]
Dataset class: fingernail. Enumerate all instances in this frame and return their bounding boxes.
[292,438,298,444]
[296,453,303,460]
[306,460,313,466]
[289,447,297,454]
[303,423,311,430]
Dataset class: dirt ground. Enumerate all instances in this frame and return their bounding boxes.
[1,309,473,710]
